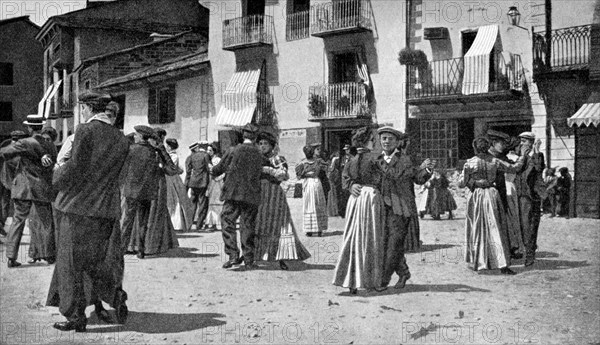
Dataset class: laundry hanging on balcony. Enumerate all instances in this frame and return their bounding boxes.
[38,80,62,119]
[215,61,264,127]
[568,92,600,127]
[461,25,499,95]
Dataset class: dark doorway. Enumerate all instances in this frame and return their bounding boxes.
[246,0,265,16]
[331,52,358,83]
[461,31,477,55]
[292,0,310,12]
[113,94,126,130]
[325,129,353,157]
[457,118,475,161]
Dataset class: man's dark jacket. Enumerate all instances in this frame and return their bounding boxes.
[53,120,129,219]
[0,134,55,202]
[212,143,263,206]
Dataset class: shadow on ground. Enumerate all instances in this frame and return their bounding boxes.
[88,311,226,333]
[152,247,219,259]
[337,283,490,297]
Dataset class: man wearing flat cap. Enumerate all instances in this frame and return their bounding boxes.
[376,126,434,290]
[212,123,263,269]
[487,129,524,259]
[47,91,129,331]
[120,125,162,260]
[185,140,211,231]
[515,132,545,267]
[0,115,56,268]
[0,130,28,236]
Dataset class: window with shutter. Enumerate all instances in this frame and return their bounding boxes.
[148,84,176,124]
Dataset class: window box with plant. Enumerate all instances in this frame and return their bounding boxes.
[308,92,326,117]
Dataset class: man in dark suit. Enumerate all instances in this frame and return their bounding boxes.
[515,132,545,267]
[0,130,28,236]
[0,115,56,268]
[212,124,263,269]
[48,92,130,332]
[121,125,162,259]
[185,141,211,231]
[376,126,433,290]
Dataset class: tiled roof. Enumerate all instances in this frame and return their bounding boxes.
[51,16,197,34]
[96,51,209,90]
[0,15,39,29]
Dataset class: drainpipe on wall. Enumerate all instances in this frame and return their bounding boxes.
[405,0,412,131]
[545,0,552,167]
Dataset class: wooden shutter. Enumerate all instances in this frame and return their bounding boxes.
[148,88,158,124]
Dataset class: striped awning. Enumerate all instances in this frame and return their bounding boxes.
[38,80,62,119]
[568,92,600,127]
[462,25,498,95]
[215,61,263,127]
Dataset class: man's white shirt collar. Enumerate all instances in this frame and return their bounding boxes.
[382,149,399,163]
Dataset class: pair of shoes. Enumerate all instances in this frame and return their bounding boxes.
[500,267,517,275]
[53,320,87,332]
[279,260,289,270]
[349,288,358,295]
[136,251,145,259]
[394,273,411,289]
[95,306,112,324]
[306,232,314,237]
[374,286,388,292]
[524,258,535,267]
[45,257,56,264]
[28,258,41,264]
[114,290,128,324]
[7,259,21,268]
[222,256,244,269]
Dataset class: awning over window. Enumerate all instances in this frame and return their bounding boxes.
[568,92,600,127]
[215,62,263,127]
[38,80,62,119]
[461,25,498,95]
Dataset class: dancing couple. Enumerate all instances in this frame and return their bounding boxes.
[332,126,433,294]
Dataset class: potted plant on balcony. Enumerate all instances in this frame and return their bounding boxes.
[335,94,351,113]
[308,93,326,117]
[398,48,429,91]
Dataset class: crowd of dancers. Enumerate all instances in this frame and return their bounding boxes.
[0,91,552,331]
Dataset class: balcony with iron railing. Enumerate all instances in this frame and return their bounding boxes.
[286,10,310,41]
[222,15,274,51]
[308,82,371,121]
[533,24,591,76]
[407,52,525,104]
[310,0,372,38]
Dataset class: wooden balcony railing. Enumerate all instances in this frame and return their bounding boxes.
[308,82,370,120]
[255,93,276,126]
[222,15,274,50]
[533,24,591,74]
[310,0,372,37]
[407,52,524,100]
[286,10,310,41]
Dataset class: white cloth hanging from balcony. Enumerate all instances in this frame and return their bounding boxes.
[355,52,370,88]
[461,25,498,95]
[215,62,263,127]
[38,80,62,119]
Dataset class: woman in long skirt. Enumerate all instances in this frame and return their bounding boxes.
[165,139,194,232]
[127,130,179,257]
[332,127,385,294]
[295,145,328,236]
[205,143,223,231]
[254,132,311,270]
[459,137,514,275]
